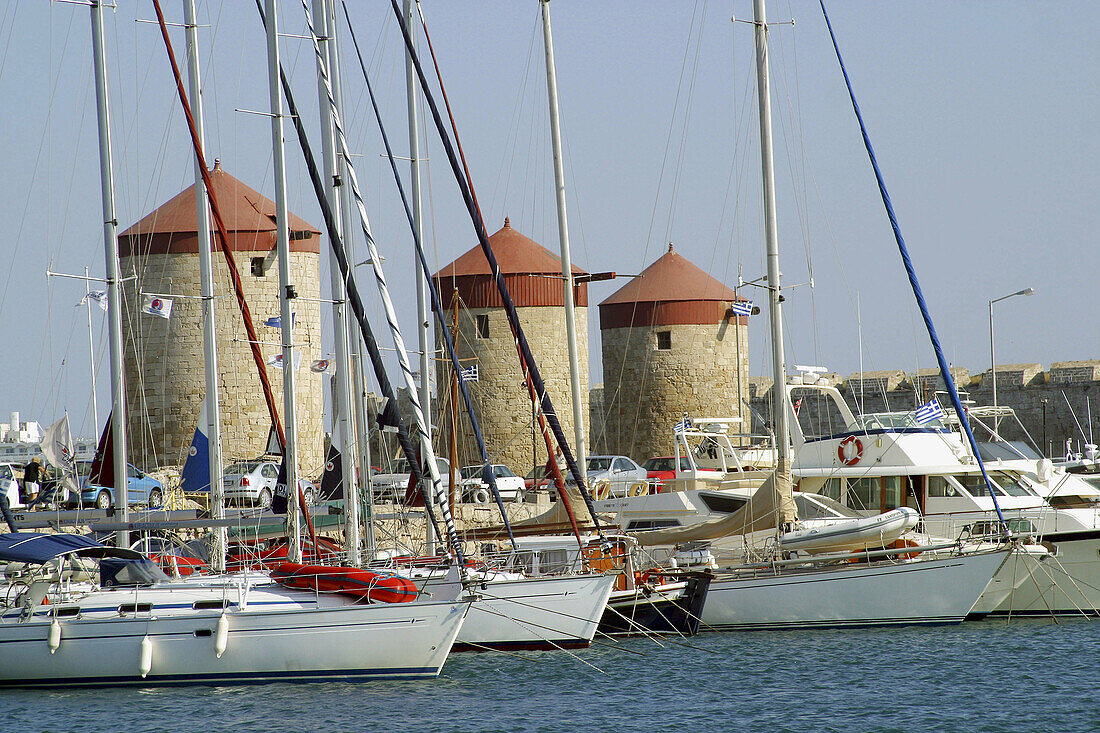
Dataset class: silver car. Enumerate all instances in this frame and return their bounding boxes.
[564,455,648,499]
[371,457,450,503]
[222,460,317,507]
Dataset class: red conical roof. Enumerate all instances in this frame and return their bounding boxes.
[433,217,588,309]
[118,161,319,256]
[599,243,743,329]
[434,217,586,278]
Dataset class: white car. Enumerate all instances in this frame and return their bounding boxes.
[458,464,526,504]
[371,457,450,503]
[222,460,317,507]
[0,463,27,510]
[563,455,648,499]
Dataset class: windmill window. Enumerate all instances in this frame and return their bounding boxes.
[656,331,671,350]
[476,314,490,339]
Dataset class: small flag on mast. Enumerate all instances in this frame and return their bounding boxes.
[141,294,173,319]
[914,398,945,425]
[730,299,754,317]
[459,364,479,383]
[267,352,302,370]
[263,313,296,328]
[80,291,109,311]
[673,417,693,434]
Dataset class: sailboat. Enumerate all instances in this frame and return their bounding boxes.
[612,0,1031,631]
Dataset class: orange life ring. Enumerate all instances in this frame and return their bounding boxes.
[838,435,863,466]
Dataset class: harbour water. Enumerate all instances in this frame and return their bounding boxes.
[4,618,1096,732]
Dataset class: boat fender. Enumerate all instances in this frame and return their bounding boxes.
[838,436,863,466]
[139,635,152,678]
[48,617,61,654]
[628,482,648,497]
[215,612,229,658]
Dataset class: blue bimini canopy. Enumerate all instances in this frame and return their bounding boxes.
[0,533,107,564]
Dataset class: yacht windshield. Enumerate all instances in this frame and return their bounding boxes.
[100,557,170,587]
[977,441,1042,461]
[993,471,1037,497]
[953,474,1007,498]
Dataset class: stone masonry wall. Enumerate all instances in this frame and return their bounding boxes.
[748,360,1100,458]
[120,250,325,476]
[601,319,748,463]
[435,305,589,477]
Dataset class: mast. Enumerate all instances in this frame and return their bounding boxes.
[90,0,129,548]
[540,0,587,485]
[265,0,302,562]
[83,266,99,431]
[313,0,360,565]
[752,0,791,471]
[184,0,226,572]
[404,0,434,555]
[328,6,376,556]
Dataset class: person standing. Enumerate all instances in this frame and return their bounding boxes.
[22,457,42,504]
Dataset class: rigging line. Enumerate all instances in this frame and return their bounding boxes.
[339,5,518,549]
[404,0,604,538]
[289,0,462,560]
[662,0,708,245]
[149,0,320,549]
[819,0,1008,531]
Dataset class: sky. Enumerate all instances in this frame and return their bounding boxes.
[0,0,1097,439]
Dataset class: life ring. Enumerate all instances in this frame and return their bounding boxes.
[838,436,863,466]
[593,480,611,500]
[628,481,648,497]
[890,538,921,560]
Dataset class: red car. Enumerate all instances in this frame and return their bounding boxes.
[641,456,689,492]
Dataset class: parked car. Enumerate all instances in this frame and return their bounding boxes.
[80,463,165,509]
[564,455,648,499]
[642,455,691,491]
[524,463,567,493]
[459,464,526,503]
[371,457,450,503]
[222,459,317,507]
[0,462,27,510]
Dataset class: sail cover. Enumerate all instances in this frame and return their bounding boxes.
[631,465,797,547]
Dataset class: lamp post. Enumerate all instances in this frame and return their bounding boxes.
[989,287,1035,416]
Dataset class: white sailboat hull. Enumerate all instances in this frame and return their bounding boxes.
[0,595,469,687]
[701,547,1011,630]
[448,574,615,651]
[989,531,1100,615]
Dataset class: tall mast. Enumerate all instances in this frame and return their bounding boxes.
[83,266,100,432]
[540,0,587,483]
[90,0,129,548]
[753,0,790,470]
[265,0,302,562]
[403,0,434,554]
[313,0,360,565]
[183,0,226,572]
[328,5,376,556]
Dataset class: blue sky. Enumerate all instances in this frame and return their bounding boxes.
[0,1,1096,438]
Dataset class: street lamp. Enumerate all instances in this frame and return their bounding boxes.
[989,287,1035,414]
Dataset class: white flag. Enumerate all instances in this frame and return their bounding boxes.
[141,294,173,319]
[80,291,109,311]
[40,414,79,494]
[267,351,303,370]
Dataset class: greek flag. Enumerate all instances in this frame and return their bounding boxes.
[914,398,945,425]
[673,417,693,434]
[460,364,479,383]
[80,291,109,311]
[730,299,754,317]
[263,313,295,328]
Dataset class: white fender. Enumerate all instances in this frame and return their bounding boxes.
[139,635,152,678]
[48,618,61,654]
[215,612,229,658]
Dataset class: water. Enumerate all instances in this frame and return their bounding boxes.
[4,618,1098,733]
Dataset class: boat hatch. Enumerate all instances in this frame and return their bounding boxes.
[192,600,231,611]
[52,606,80,618]
[118,602,154,615]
